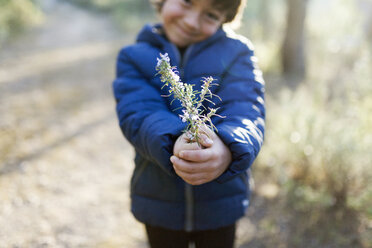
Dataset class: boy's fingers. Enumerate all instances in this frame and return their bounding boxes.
[174,167,198,181]
[185,142,202,150]
[179,149,212,162]
[173,136,201,156]
[172,163,208,185]
[199,133,213,148]
[199,125,214,137]
[171,156,199,173]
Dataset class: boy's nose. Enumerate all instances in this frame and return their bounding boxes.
[183,10,200,31]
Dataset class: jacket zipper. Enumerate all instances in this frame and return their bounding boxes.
[172,44,195,231]
[184,183,194,231]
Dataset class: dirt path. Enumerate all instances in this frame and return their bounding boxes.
[0,1,148,247]
[0,2,262,247]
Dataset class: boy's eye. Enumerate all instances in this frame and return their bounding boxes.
[206,12,220,21]
[205,11,223,22]
[182,0,192,4]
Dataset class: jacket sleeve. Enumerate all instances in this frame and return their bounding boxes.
[112,47,184,176]
[214,46,265,183]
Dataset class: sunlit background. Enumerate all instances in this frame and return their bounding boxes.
[0,0,371,247]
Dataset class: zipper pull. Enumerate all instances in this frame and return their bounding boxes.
[180,68,185,80]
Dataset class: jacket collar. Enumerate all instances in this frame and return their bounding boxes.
[136,24,226,64]
[136,24,167,48]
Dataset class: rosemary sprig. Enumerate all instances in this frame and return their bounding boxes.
[155,53,223,145]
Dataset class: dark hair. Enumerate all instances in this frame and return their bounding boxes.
[150,0,246,27]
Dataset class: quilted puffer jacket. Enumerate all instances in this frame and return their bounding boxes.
[113,24,265,231]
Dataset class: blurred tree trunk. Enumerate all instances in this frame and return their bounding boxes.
[281,0,308,85]
[360,0,372,50]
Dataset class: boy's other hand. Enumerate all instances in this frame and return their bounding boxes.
[171,130,232,185]
[173,131,213,157]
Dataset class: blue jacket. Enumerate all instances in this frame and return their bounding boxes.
[113,24,265,231]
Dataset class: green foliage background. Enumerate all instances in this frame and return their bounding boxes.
[0,0,43,45]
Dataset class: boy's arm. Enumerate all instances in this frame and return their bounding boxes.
[113,48,183,176]
[171,46,265,185]
[212,46,265,183]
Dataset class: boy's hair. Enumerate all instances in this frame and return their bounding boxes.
[151,0,246,27]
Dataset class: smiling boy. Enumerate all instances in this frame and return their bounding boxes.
[112,0,265,247]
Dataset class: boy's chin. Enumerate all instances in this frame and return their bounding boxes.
[171,40,190,48]
[168,34,193,48]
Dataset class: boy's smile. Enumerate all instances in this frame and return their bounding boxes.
[160,0,226,48]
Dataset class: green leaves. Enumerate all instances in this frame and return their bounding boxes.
[155,53,223,144]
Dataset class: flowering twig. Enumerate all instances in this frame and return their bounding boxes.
[155,53,223,145]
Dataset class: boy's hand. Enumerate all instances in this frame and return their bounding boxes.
[173,132,205,157]
[171,129,232,185]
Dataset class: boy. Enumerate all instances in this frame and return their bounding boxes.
[112,0,265,247]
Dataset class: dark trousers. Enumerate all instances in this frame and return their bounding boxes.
[145,224,236,248]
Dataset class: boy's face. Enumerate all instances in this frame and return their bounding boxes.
[160,0,226,48]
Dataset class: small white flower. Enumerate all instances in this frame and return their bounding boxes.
[160,53,170,63]
[177,82,184,90]
[179,115,187,122]
[170,71,180,82]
